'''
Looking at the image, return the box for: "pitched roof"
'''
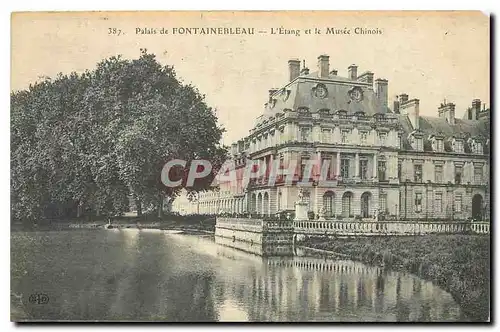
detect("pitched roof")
[419,116,489,138]
[397,113,490,152]
[262,71,388,119]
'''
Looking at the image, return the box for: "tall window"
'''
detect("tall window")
[474,166,483,184]
[378,160,387,181]
[342,193,353,217]
[300,156,310,181]
[379,194,387,214]
[341,129,350,144]
[398,135,403,149]
[455,165,463,184]
[360,159,368,179]
[435,165,443,183]
[322,128,332,143]
[454,140,464,153]
[341,158,350,178]
[300,127,311,142]
[379,132,387,146]
[323,192,334,217]
[434,192,443,213]
[435,139,444,152]
[360,131,368,144]
[398,162,402,180]
[455,194,463,213]
[278,127,285,145]
[415,193,422,213]
[322,158,332,180]
[414,164,423,183]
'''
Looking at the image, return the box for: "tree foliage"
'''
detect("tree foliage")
[11,50,227,222]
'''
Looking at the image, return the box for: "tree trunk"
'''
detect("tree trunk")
[136,199,142,217]
[77,201,82,218]
[157,193,163,219]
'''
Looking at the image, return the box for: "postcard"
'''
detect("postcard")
[11,11,490,322]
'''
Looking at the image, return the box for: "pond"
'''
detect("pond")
[11,229,464,322]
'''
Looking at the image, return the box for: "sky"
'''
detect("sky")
[11,11,490,144]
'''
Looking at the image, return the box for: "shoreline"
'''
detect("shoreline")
[11,221,215,235]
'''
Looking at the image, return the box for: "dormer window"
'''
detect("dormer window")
[454,139,464,153]
[336,110,348,119]
[470,139,483,154]
[435,139,444,152]
[298,107,311,117]
[360,131,368,144]
[451,137,464,153]
[415,138,423,151]
[300,126,311,142]
[341,129,351,143]
[409,131,424,151]
[318,108,331,117]
[476,142,483,154]
[321,128,332,143]
[374,113,387,122]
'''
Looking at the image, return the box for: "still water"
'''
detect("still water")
[11,229,463,322]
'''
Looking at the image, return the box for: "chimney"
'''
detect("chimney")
[268,89,278,102]
[357,71,374,84]
[348,64,358,80]
[393,97,400,114]
[472,99,481,120]
[400,98,420,129]
[330,69,338,76]
[288,59,301,81]
[317,55,330,78]
[438,102,456,125]
[374,78,389,109]
[399,93,409,104]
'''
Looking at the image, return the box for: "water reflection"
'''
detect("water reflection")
[215,236,294,256]
[11,231,463,322]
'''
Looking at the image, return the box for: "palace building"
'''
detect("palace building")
[172,55,490,222]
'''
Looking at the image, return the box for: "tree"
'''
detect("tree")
[11,50,227,222]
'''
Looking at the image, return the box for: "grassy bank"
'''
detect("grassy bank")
[302,235,490,322]
[11,214,217,233]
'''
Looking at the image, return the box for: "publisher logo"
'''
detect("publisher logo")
[28,293,49,305]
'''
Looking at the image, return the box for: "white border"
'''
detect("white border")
[2,1,497,331]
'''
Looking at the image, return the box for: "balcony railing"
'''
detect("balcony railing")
[293,220,490,236]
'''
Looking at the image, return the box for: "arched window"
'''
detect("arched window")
[323,191,335,217]
[360,192,372,218]
[342,192,353,217]
[263,192,270,216]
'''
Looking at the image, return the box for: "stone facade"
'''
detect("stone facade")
[174,54,490,222]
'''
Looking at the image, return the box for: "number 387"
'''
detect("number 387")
[108,28,122,36]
